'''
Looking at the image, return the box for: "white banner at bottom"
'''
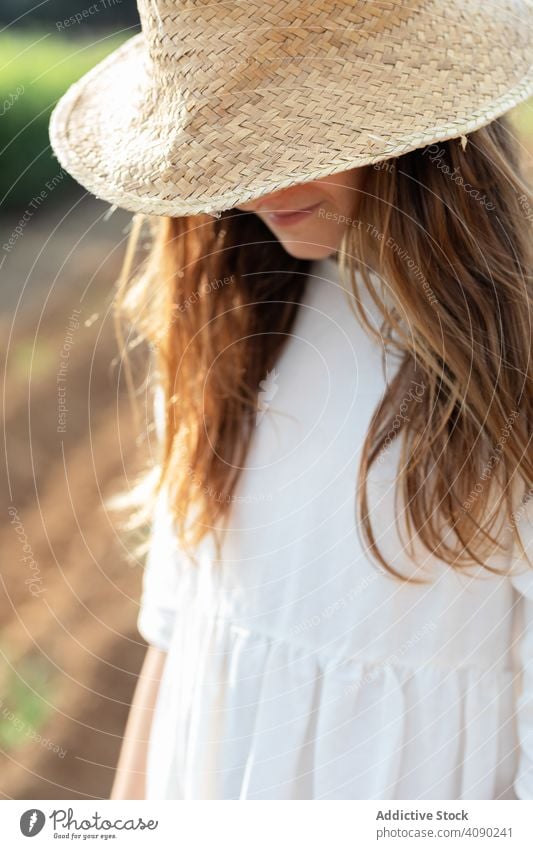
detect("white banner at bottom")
[1,800,531,848]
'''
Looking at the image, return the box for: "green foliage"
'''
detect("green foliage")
[0,30,129,210]
[512,100,533,141]
[0,656,54,751]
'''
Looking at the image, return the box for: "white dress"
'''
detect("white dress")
[137,255,533,800]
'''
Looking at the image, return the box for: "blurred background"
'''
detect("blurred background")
[1,1,147,800]
[1,0,532,800]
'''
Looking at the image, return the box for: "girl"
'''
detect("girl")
[49,0,533,799]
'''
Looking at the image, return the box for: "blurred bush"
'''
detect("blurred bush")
[512,101,533,143]
[0,31,130,211]
[0,0,139,27]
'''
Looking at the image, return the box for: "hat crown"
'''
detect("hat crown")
[138,0,427,36]
[136,0,429,94]
[50,0,533,217]
[138,1,427,59]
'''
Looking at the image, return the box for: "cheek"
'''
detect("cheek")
[315,215,346,242]
[268,210,346,251]
[324,187,357,217]
[316,173,362,216]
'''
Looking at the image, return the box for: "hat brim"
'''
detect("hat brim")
[50,14,533,218]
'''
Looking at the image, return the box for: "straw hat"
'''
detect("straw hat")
[49,0,533,218]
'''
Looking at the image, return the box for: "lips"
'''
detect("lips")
[263,200,322,227]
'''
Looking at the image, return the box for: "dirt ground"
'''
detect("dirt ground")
[1,196,153,798]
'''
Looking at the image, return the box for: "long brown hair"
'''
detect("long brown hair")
[114,114,533,580]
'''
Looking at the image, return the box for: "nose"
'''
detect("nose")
[239,194,275,213]
[238,199,260,212]
[239,187,293,213]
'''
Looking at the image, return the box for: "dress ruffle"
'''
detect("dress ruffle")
[145,604,519,800]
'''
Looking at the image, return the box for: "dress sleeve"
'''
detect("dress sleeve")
[136,382,181,652]
[509,485,533,799]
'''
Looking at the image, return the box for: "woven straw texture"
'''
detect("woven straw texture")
[49,0,533,216]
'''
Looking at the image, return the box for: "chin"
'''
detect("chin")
[279,243,338,261]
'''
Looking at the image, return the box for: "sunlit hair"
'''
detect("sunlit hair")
[114,115,532,580]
